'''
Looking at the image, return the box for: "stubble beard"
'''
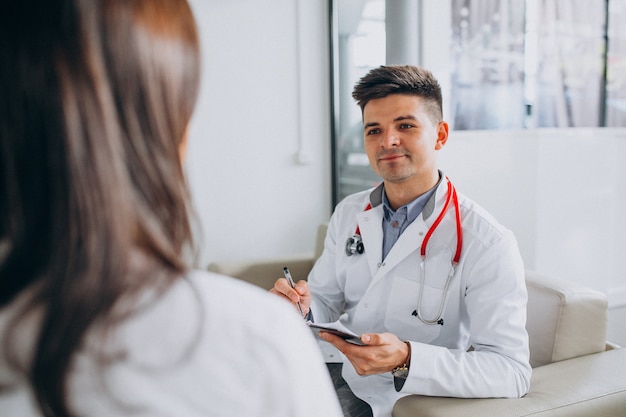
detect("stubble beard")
[376,155,415,184]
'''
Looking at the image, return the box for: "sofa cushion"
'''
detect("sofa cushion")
[525,270,608,367]
[393,347,626,417]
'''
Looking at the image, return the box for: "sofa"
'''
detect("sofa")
[208,224,626,416]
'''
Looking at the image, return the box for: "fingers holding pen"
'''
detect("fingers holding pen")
[269,278,311,314]
[270,277,300,303]
[294,280,311,305]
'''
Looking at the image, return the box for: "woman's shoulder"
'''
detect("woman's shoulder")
[186,269,278,305]
[113,269,322,367]
[185,270,301,325]
[71,270,342,417]
[116,270,306,350]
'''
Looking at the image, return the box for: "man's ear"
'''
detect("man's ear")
[435,121,449,150]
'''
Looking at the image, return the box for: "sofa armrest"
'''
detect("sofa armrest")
[393,347,626,417]
[525,270,608,367]
[207,254,315,290]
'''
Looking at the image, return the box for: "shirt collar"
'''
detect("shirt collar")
[380,171,443,223]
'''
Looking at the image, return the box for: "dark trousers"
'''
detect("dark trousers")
[326,363,373,417]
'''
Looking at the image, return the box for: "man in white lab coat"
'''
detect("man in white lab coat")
[271,65,531,417]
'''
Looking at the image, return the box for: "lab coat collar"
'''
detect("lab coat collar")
[421,170,445,220]
[359,174,450,282]
[368,170,444,220]
[369,182,384,207]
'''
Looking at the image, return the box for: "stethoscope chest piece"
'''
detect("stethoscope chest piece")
[345,234,365,256]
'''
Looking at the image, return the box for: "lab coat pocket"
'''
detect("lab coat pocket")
[384,276,442,344]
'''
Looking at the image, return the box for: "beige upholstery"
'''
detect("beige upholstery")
[525,270,608,367]
[206,224,327,290]
[393,347,626,417]
[207,254,314,291]
[207,224,625,416]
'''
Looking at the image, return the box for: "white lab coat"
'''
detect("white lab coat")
[309,177,531,417]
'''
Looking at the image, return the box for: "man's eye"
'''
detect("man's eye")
[399,123,414,129]
[366,129,380,135]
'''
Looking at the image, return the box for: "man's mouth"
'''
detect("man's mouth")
[378,152,406,162]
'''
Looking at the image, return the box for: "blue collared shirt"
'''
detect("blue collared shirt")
[381,183,439,260]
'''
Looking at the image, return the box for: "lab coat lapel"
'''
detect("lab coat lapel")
[356,206,384,281]
[371,179,450,279]
[381,217,427,271]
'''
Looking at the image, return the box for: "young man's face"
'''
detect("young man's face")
[362,94,448,188]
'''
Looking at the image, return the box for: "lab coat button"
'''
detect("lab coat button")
[364,303,369,308]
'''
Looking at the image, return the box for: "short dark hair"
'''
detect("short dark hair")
[352,65,443,123]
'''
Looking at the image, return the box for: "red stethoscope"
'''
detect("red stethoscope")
[345,177,463,325]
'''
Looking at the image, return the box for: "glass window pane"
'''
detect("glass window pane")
[450,0,526,130]
[533,0,606,127]
[334,0,384,203]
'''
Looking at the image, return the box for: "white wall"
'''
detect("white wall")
[185,0,332,267]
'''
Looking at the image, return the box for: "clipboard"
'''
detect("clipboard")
[307,321,365,345]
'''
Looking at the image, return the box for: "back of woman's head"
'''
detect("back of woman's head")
[0,0,201,414]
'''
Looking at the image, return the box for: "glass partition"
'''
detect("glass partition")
[450,0,526,130]
[330,0,385,204]
[607,0,626,126]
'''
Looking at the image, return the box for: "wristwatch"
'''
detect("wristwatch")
[391,363,409,379]
[391,341,411,379]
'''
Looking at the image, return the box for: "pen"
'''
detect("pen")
[283,266,305,317]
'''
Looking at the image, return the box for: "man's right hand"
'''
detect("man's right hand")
[269,278,311,317]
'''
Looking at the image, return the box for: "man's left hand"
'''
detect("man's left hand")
[319,331,409,376]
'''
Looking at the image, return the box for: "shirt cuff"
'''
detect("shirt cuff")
[304,308,314,322]
[394,376,407,392]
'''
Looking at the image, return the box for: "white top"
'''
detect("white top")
[309,178,531,417]
[0,270,342,417]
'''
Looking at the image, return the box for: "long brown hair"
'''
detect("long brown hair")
[0,0,201,415]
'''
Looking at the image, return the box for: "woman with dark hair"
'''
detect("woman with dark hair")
[0,1,342,416]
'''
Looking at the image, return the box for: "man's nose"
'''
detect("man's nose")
[380,129,400,148]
